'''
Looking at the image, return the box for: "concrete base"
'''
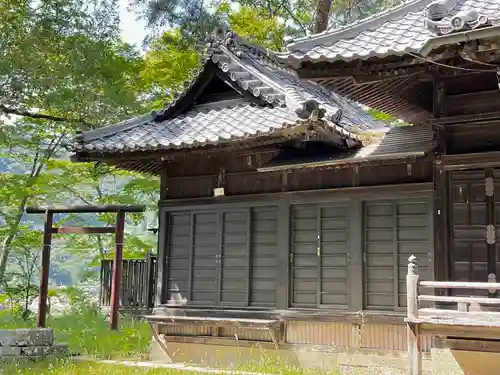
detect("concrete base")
[149,339,435,374]
[150,339,500,375]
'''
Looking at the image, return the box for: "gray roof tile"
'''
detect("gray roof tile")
[74,29,389,155]
[80,99,301,153]
[276,0,500,65]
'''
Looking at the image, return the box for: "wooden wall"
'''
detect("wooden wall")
[161,150,433,200]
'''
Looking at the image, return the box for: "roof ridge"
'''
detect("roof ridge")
[281,0,432,51]
[204,28,346,124]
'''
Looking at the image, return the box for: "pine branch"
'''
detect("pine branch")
[0,104,95,128]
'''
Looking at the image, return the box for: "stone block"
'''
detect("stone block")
[0,329,53,347]
[21,344,69,357]
[0,346,22,356]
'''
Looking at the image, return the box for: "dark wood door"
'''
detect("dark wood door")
[363,198,432,310]
[290,203,349,309]
[450,169,499,294]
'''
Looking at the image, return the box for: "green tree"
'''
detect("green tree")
[44,160,159,270]
[133,0,402,45]
[141,30,201,108]
[0,0,151,284]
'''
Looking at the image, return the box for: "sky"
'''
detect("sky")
[119,0,148,48]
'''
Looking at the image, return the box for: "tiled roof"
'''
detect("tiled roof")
[75,99,309,153]
[74,28,389,155]
[258,125,435,171]
[275,0,500,66]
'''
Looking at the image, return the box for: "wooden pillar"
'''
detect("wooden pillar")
[160,164,168,201]
[156,164,169,307]
[348,199,363,311]
[407,255,422,375]
[434,162,449,285]
[485,168,497,296]
[407,323,422,375]
[276,201,290,309]
[433,76,449,291]
[37,210,53,328]
[145,250,155,309]
[110,211,125,330]
[155,209,168,307]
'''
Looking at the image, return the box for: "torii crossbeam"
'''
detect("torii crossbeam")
[25,205,146,330]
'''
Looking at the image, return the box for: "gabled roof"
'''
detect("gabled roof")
[275,0,500,66]
[73,28,389,156]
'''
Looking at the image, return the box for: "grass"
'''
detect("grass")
[0,308,389,375]
[0,309,320,374]
[0,308,151,360]
[0,360,188,374]
[0,359,340,375]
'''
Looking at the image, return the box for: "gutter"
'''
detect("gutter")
[418,24,500,57]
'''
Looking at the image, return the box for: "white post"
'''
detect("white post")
[407,255,419,320]
[407,255,422,375]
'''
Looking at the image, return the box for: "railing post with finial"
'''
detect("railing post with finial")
[407,255,419,320]
[407,255,422,375]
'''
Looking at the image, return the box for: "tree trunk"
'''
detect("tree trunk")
[314,0,332,33]
[0,198,28,284]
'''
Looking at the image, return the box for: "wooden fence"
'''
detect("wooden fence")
[100,252,157,311]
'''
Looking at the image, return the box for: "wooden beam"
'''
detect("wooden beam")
[37,211,53,328]
[159,182,434,208]
[110,211,125,330]
[440,151,500,170]
[26,205,145,214]
[152,306,407,325]
[422,111,500,126]
[434,337,500,353]
[51,227,116,234]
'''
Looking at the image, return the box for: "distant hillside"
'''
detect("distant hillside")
[0,154,158,287]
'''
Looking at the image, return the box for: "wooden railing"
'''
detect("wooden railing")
[100,252,157,311]
[406,254,500,320]
[406,255,500,375]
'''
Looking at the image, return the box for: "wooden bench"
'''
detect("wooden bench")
[145,314,282,349]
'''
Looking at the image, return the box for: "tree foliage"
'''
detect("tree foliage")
[0,0,403,301]
[0,0,156,286]
[133,0,402,46]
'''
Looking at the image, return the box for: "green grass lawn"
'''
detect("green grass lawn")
[0,309,339,375]
[1,360,188,374]
[0,308,151,360]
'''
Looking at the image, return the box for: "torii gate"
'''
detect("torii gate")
[25,205,145,330]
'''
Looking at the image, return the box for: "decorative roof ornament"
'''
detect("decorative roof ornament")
[424,0,492,36]
[424,0,458,21]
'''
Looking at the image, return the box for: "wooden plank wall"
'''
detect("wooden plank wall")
[100,255,157,310]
